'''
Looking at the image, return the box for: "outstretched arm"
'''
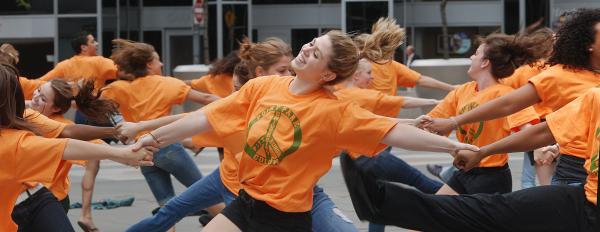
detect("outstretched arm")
[382,122,479,154]
[60,124,116,141]
[401,96,440,108]
[186,89,220,105]
[116,114,187,142]
[133,110,213,150]
[63,139,155,167]
[416,75,456,92]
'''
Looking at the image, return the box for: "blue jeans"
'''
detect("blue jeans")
[128,169,358,232]
[521,151,537,189]
[140,143,203,205]
[354,147,443,232]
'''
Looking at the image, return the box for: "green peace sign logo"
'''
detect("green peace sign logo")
[244,105,302,165]
[457,102,484,144]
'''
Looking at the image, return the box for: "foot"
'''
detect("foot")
[426,164,443,181]
[77,218,99,232]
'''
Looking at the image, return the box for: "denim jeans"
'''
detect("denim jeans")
[140,143,203,205]
[521,151,537,189]
[12,187,75,232]
[551,154,587,186]
[128,169,359,232]
[354,147,443,232]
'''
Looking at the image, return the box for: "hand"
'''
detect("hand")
[423,117,457,135]
[450,141,480,156]
[132,134,159,152]
[114,145,158,167]
[415,115,433,129]
[453,149,484,171]
[115,122,141,144]
[534,145,560,165]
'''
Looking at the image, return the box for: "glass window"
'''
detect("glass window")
[0,39,54,78]
[143,0,192,6]
[346,1,388,33]
[208,4,249,60]
[0,0,53,15]
[291,29,319,56]
[253,0,317,4]
[59,0,97,14]
[416,26,499,59]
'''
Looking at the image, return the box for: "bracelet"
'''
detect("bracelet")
[148,132,160,144]
[449,117,459,128]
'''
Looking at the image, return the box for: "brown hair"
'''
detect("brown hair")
[49,80,118,124]
[324,30,361,85]
[352,33,370,51]
[208,50,241,76]
[233,61,252,88]
[239,37,292,78]
[0,64,31,131]
[110,39,156,80]
[481,32,549,79]
[362,17,406,64]
[0,43,19,65]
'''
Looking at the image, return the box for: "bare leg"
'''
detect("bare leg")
[202,214,241,232]
[78,160,100,231]
[435,184,459,195]
[206,203,226,216]
[535,162,556,186]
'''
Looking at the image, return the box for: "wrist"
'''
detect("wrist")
[449,116,460,127]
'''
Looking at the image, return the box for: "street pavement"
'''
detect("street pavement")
[67,147,528,232]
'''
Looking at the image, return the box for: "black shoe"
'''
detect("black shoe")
[426,164,444,181]
[198,213,213,227]
[339,153,384,222]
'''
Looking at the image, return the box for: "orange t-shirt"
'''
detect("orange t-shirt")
[0,129,67,231]
[39,55,117,90]
[19,77,45,100]
[101,75,191,123]
[23,109,66,138]
[501,63,552,117]
[368,60,421,96]
[546,88,600,205]
[334,87,404,118]
[190,74,234,98]
[191,130,245,195]
[428,82,539,167]
[529,64,600,158]
[203,75,399,212]
[43,114,103,200]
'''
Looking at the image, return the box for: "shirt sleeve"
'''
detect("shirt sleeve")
[203,78,261,138]
[190,75,210,93]
[335,102,399,156]
[39,62,65,81]
[427,88,458,119]
[24,110,67,138]
[19,77,45,100]
[394,61,421,88]
[546,91,592,151]
[528,73,557,112]
[164,77,192,105]
[15,134,67,183]
[506,106,540,131]
[374,93,404,117]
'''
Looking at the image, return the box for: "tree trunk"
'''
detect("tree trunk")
[440,0,449,59]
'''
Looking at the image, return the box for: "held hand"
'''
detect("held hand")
[453,149,484,171]
[423,117,456,135]
[115,122,141,144]
[115,145,156,167]
[132,134,159,152]
[534,145,560,165]
[415,115,433,129]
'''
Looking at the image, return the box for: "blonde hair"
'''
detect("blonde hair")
[324,30,361,85]
[353,33,370,51]
[239,37,292,78]
[362,17,406,64]
[0,44,19,65]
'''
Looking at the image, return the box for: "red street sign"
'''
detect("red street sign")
[194,0,204,25]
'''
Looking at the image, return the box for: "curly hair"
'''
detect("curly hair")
[547,8,600,71]
[208,50,241,76]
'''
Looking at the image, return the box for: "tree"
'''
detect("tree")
[440,0,449,59]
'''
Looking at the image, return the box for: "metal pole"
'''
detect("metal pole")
[341,0,346,32]
[53,0,58,64]
[126,0,130,39]
[116,0,121,39]
[519,0,525,29]
[248,0,252,42]
[139,0,144,42]
[217,0,223,58]
[97,0,103,55]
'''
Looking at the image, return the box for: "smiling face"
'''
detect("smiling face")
[31,82,60,116]
[291,35,335,84]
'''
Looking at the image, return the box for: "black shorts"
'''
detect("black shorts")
[221,190,311,232]
[447,164,511,194]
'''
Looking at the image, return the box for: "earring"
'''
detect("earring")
[589,48,593,52]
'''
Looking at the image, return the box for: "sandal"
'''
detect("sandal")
[77,221,99,232]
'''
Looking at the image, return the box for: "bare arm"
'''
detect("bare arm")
[116,114,187,142]
[186,89,220,105]
[382,123,479,154]
[133,110,213,150]
[401,96,440,108]
[416,75,456,92]
[183,80,193,86]
[63,139,154,167]
[60,124,116,141]
[425,84,542,135]
[454,122,555,170]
